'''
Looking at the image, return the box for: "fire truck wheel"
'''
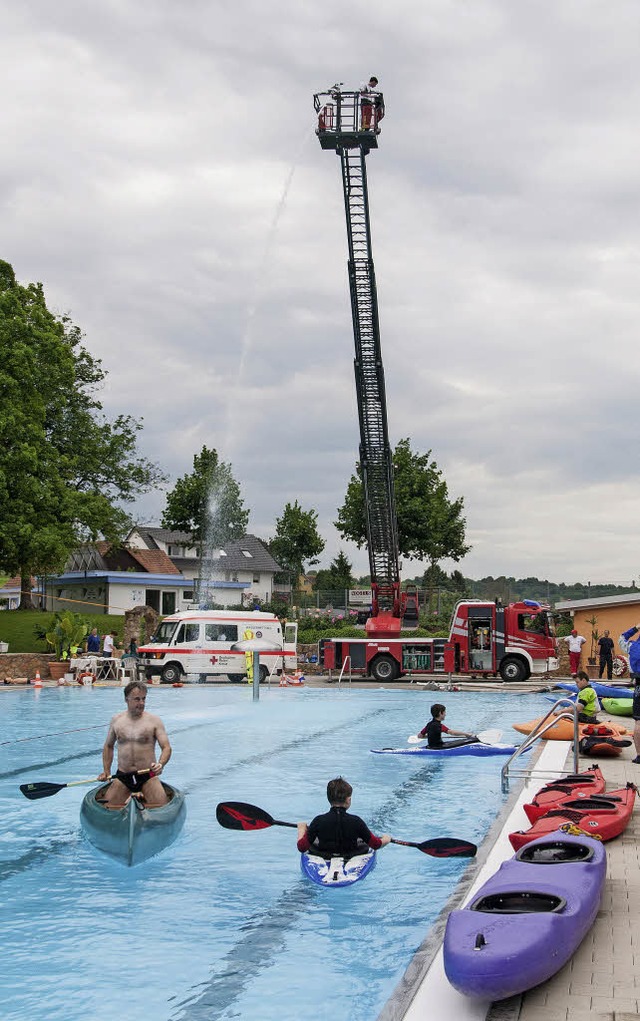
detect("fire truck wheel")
[371,655,398,682]
[161,663,183,684]
[499,657,528,683]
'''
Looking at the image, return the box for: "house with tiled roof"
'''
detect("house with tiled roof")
[126,527,283,608]
[0,576,44,610]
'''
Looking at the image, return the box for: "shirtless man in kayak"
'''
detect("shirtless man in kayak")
[98,680,171,806]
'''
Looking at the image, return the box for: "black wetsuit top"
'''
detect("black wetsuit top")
[297,807,381,859]
[420,719,448,748]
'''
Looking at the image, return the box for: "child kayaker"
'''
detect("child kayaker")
[575,670,600,723]
[417,703,476,748]
[296,777,390,860]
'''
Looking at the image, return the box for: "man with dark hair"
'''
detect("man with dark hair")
[360,76,382,131]
[98,680,171,806]
[296,776,390,860]
[597,629,614,680]
[417,703,475,748]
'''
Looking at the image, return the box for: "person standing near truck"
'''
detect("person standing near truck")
[597,630,615,680]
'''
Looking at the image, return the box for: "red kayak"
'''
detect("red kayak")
[510,783,637,851]
[524,767,605,824]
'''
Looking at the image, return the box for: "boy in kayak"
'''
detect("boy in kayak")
[418,704,476,748]
[575,670,600,723]
[296,777,390,860]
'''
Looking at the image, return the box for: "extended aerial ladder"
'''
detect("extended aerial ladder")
[313,85,419,638]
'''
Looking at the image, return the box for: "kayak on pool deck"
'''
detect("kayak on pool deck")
[509,783,637,850]
[371,742,517,757]
[443,829,606,1001]
[300,850,376,887]
[601,697,633,717]
[523,766,606,824]
[555,680,634,701]
[513,717,632,741]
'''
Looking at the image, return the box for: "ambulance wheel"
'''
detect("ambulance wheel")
[371,655,398,682]
[161,663,183,684]
[228,673,245,683]
[499,657,528,683]
[259,665,269,684]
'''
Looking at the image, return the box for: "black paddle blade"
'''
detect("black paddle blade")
[419,837,477,858]
[19,781,66,801]
[216,801,274,830]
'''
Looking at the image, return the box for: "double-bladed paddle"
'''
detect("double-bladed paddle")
[407,728,503,745]
[216,801,477,858]
[19,769,152,801]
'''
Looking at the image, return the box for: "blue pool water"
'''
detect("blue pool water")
[0,685,545,1021]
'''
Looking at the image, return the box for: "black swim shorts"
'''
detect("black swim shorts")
[114,769,149,792]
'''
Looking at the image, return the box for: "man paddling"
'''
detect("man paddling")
[98,680,171,806]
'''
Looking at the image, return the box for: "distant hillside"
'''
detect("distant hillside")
[393,571,638,605]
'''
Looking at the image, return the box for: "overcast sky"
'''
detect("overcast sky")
[3,1,640,585]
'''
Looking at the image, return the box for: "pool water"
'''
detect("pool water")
[0,685,544,1021]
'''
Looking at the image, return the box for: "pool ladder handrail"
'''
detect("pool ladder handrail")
[501,697,580,793]
[337,656,352,686]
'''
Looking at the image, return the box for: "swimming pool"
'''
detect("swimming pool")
[1,685,544,1021]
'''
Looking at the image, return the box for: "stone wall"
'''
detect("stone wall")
[1,653,57,681]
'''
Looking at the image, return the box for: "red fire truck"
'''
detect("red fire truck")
[320,598,558,683]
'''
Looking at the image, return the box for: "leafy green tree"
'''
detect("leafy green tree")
[312,551,355,592]
[269,500,325,583]
[161,446,249,546]
[335,438,470,569]
[0,261,164,608]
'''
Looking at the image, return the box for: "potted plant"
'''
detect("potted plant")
[45,611,89,680]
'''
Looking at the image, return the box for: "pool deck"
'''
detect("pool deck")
[381,716,640,1021]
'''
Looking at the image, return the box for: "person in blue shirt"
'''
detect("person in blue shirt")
[86,628,101,654]
[620,625,640,763]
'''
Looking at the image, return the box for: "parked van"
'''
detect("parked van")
[137,610,298,684]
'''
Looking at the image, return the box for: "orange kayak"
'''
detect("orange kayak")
[513,717,632,741]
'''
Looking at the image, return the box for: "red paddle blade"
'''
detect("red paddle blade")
[216,801,273,830]
[419,837,477,858]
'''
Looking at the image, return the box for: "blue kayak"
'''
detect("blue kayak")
[371,742,517,757]
[300,850,376,887]
[555,680,633,700]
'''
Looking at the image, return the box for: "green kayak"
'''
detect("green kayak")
[80,781,186,866]
[602,697,633,717]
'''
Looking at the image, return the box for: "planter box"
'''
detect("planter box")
[0,642,8,653]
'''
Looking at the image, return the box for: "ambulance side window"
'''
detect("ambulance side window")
[205,624,238,642]
[175,623,200,644]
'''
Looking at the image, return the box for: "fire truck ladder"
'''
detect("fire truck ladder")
[313,88,406,632]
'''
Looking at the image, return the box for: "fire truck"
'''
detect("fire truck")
[320,598,558,682]
[312,88,557,682]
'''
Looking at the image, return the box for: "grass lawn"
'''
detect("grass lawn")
[0,611,125,654]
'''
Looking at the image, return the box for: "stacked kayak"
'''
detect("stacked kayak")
[602,697,633,717]
[523,767,605,824]
[513,716,631,741]
[371,743,517,757]
[578,724,633,757]
[300,850,376,887]
[80,782,187,866]
[555,680,633,700]
[443,829,606,1000]
[509,783,636,851]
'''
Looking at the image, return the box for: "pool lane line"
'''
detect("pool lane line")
[0,705,392,784]
[0,724,106,747]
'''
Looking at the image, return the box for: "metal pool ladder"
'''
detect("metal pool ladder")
[501,697,580,793]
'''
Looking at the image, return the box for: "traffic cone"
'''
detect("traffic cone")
[33,670,43,688]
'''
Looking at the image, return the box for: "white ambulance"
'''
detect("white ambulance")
[137,610,298,684]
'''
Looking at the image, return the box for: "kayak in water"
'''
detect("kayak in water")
[300,850,376,887]
[371,742,517,757]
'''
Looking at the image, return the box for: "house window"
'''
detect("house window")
[161,591,176,615]
[219,550,227,557]
[241,550,253,558]
[253,574,260,584]
[182,590,194,601]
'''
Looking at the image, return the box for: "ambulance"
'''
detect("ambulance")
[137,610,298,684]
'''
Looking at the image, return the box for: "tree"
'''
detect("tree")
[335,438,470,570]
[269,500,325,584]
[312,551,355,592]
[161,446,249,547]
[0,261,165,608]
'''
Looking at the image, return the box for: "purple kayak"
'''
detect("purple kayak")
[443,829,606,1000]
